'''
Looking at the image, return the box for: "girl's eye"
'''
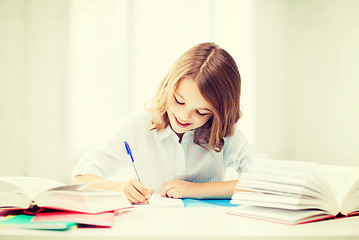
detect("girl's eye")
[175,97,184,105]
[196,110,208,116]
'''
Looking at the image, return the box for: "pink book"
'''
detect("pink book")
[32,211,117,227]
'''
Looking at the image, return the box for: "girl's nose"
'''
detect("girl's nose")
[179,109,192,121]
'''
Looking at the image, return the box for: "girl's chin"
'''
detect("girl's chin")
[174,129,187,135]
[171,125,187,134]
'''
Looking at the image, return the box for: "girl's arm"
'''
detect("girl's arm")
[72,174,154,203]
[72,174,124,192]
[160,180,238,199]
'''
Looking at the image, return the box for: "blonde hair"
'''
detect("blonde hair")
[146,42,241,152]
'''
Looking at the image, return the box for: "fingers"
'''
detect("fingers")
[127,187,146,204]
[165,188,182,199]
[160,180,194,199]
[160,180,183,198]
[145,187,154,199]
[124,178,153,204]
[160,181,175,197]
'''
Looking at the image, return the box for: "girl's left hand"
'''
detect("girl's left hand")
[160,180,198,199]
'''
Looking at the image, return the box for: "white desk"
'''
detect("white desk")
[1,207,359,240]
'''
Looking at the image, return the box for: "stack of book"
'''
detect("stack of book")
[0,176,132,230]
[229,159,359,225]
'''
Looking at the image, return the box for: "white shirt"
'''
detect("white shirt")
[72,111,258,193]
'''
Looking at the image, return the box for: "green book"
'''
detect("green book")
[0,215,76,231]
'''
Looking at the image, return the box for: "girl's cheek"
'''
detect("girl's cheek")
[168,105,176,113]
[196,117,206,126]
[200,116,211,125]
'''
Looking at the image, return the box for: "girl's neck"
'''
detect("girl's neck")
[169,124,184,143]
[176,133,184,143]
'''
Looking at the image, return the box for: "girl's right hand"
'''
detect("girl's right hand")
[122,178,153,204]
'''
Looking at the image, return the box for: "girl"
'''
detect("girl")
[72,42,258,204]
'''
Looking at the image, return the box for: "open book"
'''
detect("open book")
[229,159,359,225]
[0,176,131,214]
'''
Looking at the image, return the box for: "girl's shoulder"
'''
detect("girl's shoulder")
[223,124,249,145]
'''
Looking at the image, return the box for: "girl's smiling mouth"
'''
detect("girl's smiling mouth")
[174,115,192,128]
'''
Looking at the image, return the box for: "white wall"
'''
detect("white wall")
[252,0,288,159]
[285,0,359,166]
[0,0,69,180]
[1,0,358,183]
[67,0,130,178]
[0,0,26,176]
[253,0,359,166]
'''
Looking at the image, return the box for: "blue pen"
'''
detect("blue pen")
[124,141,149,204]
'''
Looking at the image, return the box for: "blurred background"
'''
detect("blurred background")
[1,0,358,183]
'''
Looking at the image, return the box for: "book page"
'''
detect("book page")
[342,189,359,214]
[249,159,326,194]
[134,194,184,208]
[229,205,332,225]
[47,184,88,191]
[34,188,130,213]
[317,164,359,213]
[0,177,64,200]
[237,161,328,203]
[235,159,336,214]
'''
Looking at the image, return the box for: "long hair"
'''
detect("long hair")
[146,42,241,152]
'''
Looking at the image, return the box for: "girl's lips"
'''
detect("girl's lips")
[174,115,191,128]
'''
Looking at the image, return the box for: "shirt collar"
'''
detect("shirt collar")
[158,125,175,141]
[158,125,195,143]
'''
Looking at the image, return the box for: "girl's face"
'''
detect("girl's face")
[167,78,213,137]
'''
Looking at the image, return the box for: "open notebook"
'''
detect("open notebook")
[134,194,184,208]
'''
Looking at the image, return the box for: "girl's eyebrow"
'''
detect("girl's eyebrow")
[198,107,212,112]
[176,93,212,112]
[175,93,184,99]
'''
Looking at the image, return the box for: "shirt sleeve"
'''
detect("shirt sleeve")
[223,126,270,174]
